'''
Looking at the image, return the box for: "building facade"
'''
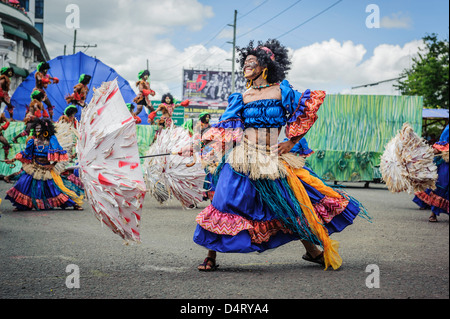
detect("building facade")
[0,0,49,91]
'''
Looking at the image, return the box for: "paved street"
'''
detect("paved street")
[0,181,448,302]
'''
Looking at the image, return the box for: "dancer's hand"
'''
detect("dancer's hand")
[178,145,194,157]
[275,140,295,155]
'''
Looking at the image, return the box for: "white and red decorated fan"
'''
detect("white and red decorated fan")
[143,124,206,209]
[77,79,146,242]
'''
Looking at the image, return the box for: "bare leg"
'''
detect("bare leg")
[0,136,11,159]
[135,104,144,116]
[301,240,322,258]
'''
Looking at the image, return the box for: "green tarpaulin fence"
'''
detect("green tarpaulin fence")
[1,94,423,182]
[304,94,423,182]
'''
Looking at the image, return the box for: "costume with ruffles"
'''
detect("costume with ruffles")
[193,80,369,270]
[5,135,83,210]
[413,125,449,215]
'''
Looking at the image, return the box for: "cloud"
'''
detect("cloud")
[380,12,413,29]
[43,0,216,99]
[287,39,426,94]
[42,1,424,98]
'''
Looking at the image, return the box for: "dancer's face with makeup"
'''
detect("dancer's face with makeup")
[243,55,263,80]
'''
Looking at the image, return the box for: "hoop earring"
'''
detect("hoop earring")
[246,79,253,89]
[262,68,268,80]
[43,131,49,138]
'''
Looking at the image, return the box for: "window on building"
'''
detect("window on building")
[35,22,43,34]
[35,0,44,19]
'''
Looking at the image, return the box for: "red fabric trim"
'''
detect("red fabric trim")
[286,90,326,138]
[1,121,10,130]
[6,187,71,210]
[48,152,69,162]
[201,126,243,144]
[433,143,449,152]
[415,191,449,213]
[313,196,349,223]
[196,205,293,244]
[15,153,32,164]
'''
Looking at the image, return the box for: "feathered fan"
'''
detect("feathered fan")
[380,123,438,194]
[77,79,146,242]
[143,125,206,208]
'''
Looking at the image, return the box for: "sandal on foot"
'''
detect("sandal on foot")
[429,215,438,222]
[73,205,84,211]
[302,252,325,266]
[198,257,218,272]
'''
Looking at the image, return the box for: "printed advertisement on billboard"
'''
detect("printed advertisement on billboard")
[182,69,246,123]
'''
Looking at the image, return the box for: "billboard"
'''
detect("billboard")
[182,69,246,123]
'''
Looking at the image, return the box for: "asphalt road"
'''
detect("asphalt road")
[0,181,448,303]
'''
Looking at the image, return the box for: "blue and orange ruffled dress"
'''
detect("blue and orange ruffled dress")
[193,80,369,270]
[5,135,83,211]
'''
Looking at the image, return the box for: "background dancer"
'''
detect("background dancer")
[133,70,155,117]
[0,67,16,120]
[57,105,79,129]
[0,112,11,159]
[150,93,189,129]
[190,39,369,271]
[34,62,59,120]
[4,118,83,211]
[12,90,46,144]
[413,124,449,222]
[65,74,91,107]
[195,112,211,133]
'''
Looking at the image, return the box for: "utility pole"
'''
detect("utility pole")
[73,29,97,54]
[226,10,237,92]
[73,29,77,54]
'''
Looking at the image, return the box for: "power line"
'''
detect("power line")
[237,0,269,21]
[152,0,269,73]
[237,0,303,40]
[276,0,343,39]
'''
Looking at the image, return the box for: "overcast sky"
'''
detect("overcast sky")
[42,0,449,99]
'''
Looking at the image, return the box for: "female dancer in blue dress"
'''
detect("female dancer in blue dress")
[4,118,83,211]
[191,39,369,271]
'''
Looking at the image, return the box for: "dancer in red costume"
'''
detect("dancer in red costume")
[133,70,155,118]
[150,93,189,129]
[65,74,91,108]
[34,62,59,120]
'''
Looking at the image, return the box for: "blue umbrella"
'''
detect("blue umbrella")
[10,52,149,124]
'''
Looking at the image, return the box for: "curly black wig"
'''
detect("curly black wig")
[236,39,291,84]
[64,105,78,117]
[30,118,56,138]
[79,74,92,85]
[161,93,174,104]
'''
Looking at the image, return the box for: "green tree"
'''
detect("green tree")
[395,33,449,109]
